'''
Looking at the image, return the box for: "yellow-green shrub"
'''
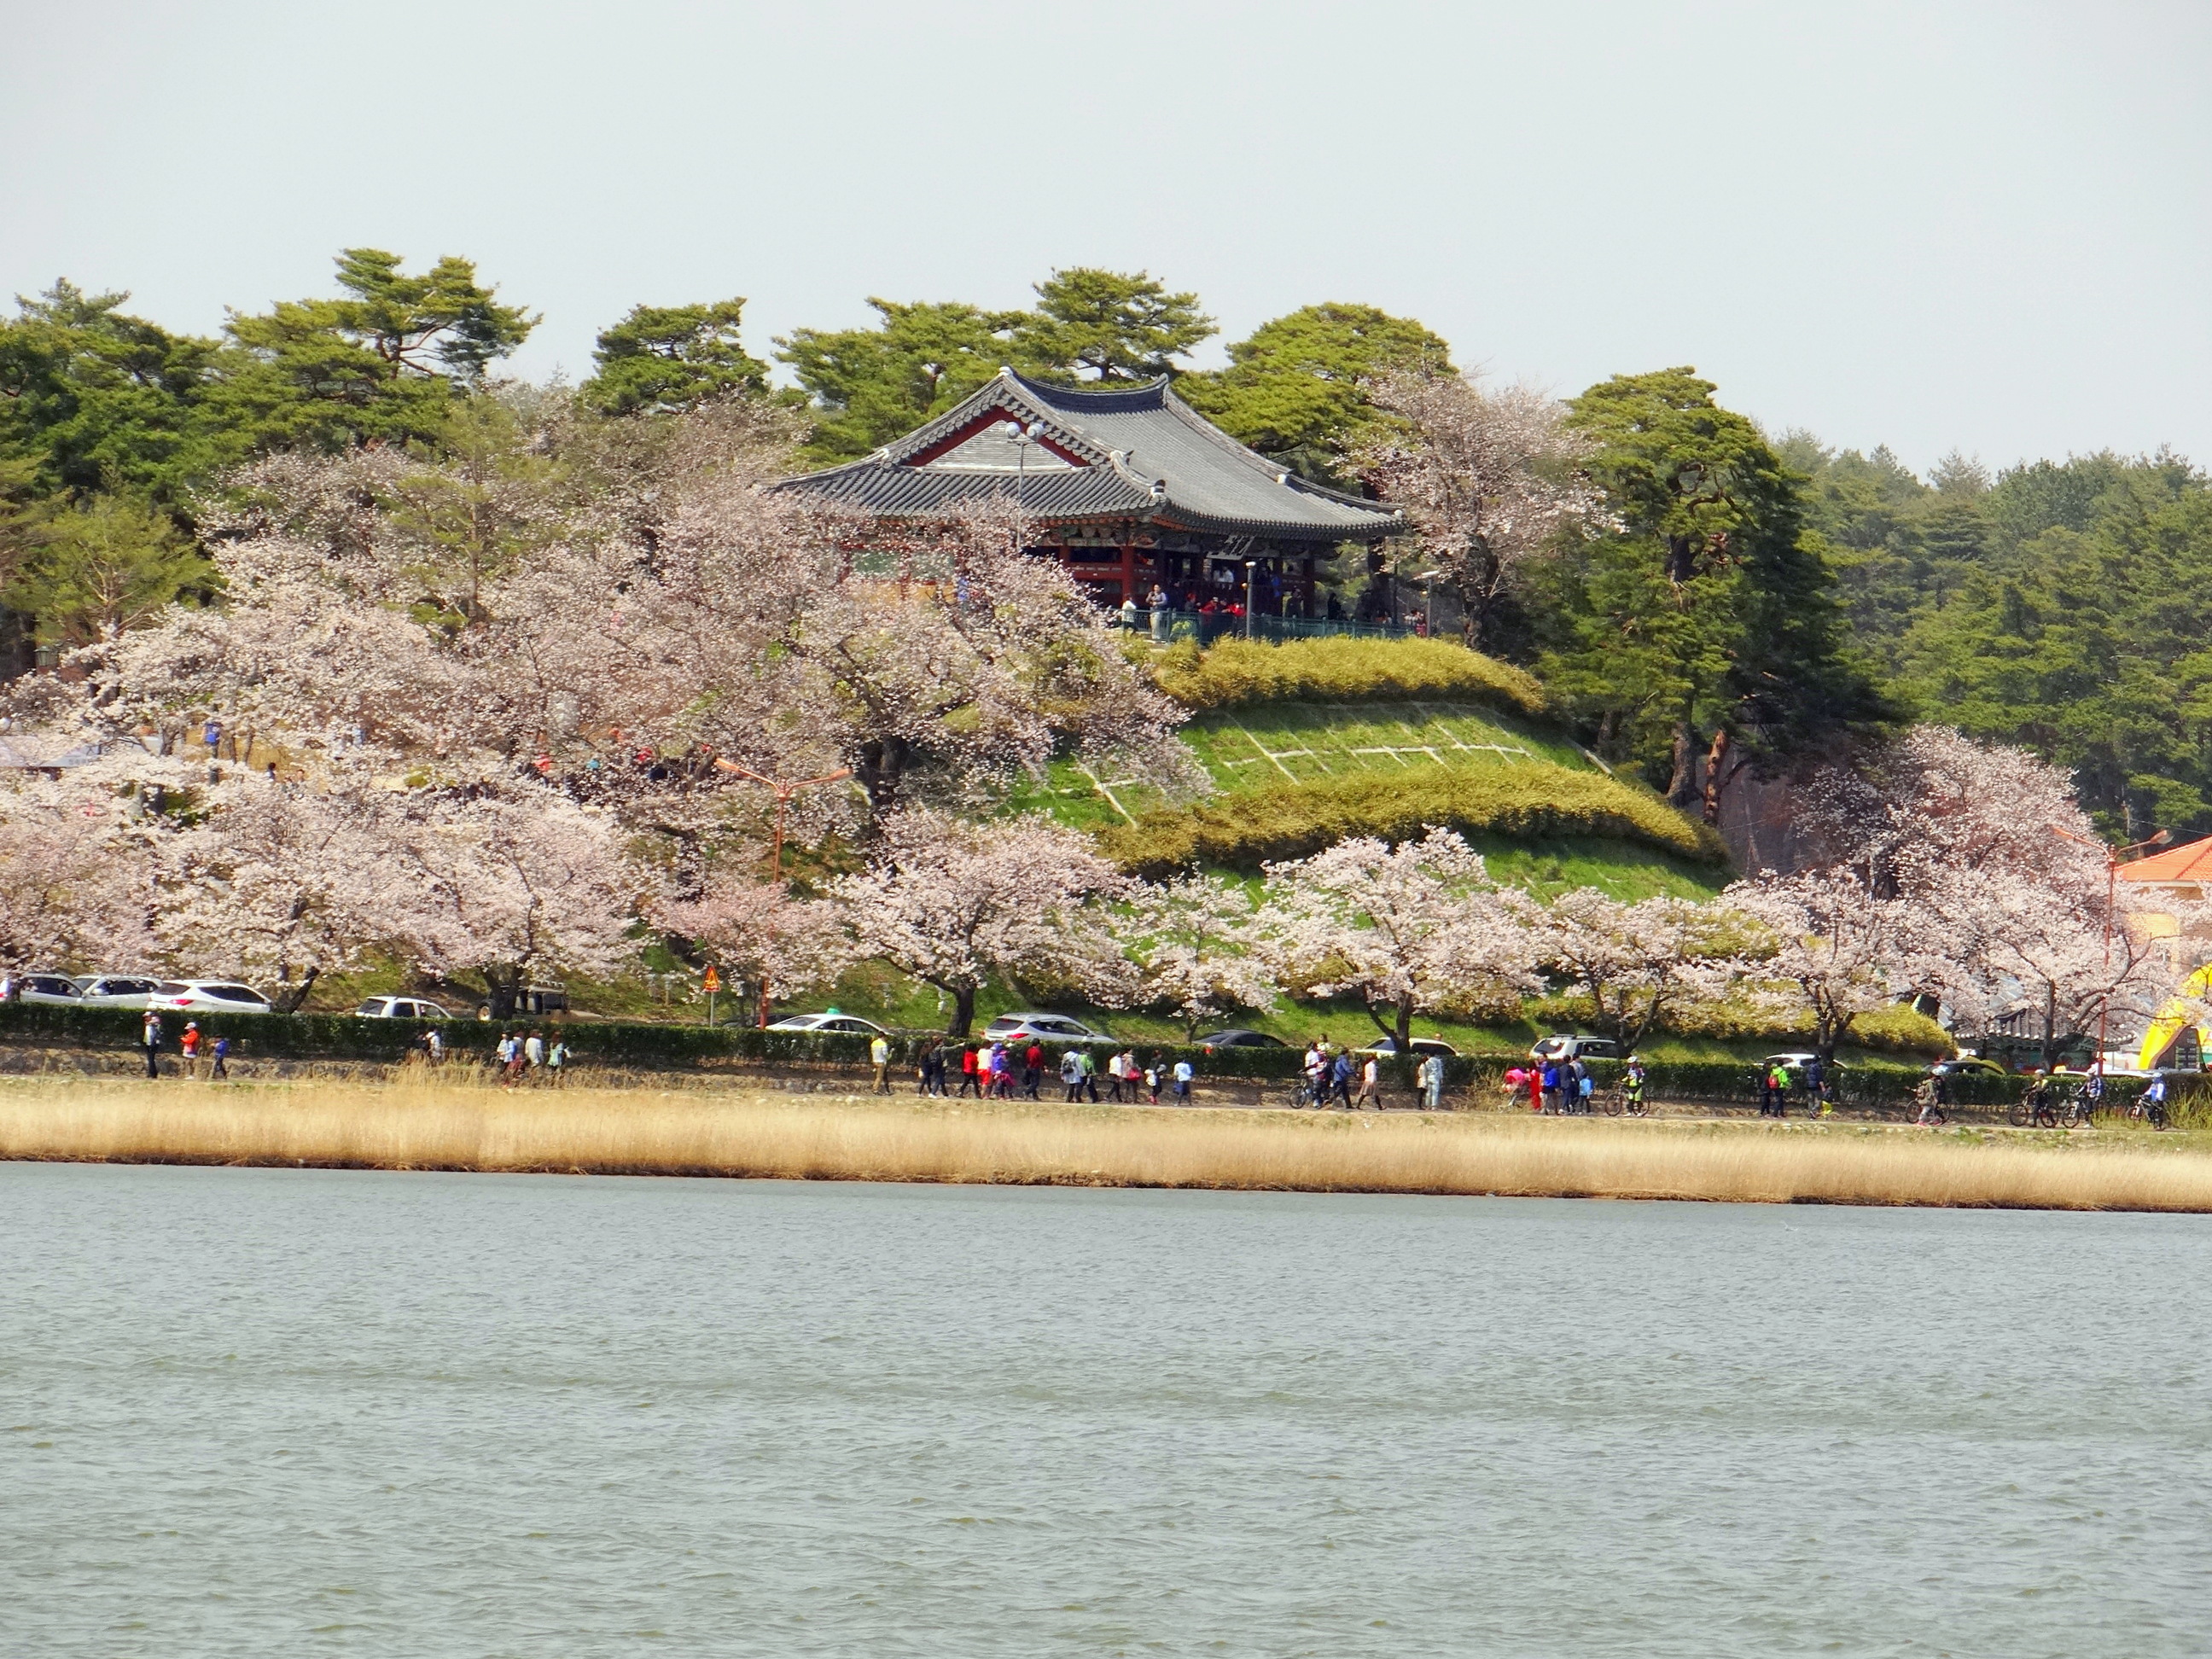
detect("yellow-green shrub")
[1150,636,1545,716]
[1097,763,1726,875]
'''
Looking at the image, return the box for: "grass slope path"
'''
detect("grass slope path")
[1091,636,1726,877]
[1101,764,1726,876]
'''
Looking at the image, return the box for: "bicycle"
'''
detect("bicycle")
[1277,1074,1330,1110]
[2060,1085,2100,1129]
[2009,1089,2060,1129]
[1600,1085,1650,1117]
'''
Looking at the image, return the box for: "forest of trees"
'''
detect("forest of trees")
[4,247,2207,839]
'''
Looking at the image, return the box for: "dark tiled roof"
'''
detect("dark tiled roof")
[772,370,1402,543]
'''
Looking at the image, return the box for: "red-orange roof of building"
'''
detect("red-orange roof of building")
[2116,835,2212,883]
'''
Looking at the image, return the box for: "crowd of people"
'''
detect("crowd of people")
[900,1039,1198,1105]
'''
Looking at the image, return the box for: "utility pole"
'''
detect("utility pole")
[2051,824,2170,1070]
[715,760,853,1027]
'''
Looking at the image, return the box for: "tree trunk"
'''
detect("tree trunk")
[273,967,318,1015]
[1701,726,1749,826]
[945,984,976,1039]
[1666,722,1701,808]
[1395,993,1414,1055]
[484,963,522,1020]
[854,735,911,817]
[1665,533,1698,584]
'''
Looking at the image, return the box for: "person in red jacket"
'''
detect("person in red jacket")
[958,1045,981,1098]
[1022,1041,1045,1099]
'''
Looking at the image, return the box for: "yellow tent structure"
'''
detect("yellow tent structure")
[2135,963,2212,1070]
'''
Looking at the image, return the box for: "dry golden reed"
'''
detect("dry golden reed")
[4,1076,2212,1213]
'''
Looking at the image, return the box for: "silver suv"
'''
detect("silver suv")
[356,996,454,1020]
[981,1012,1117,1046]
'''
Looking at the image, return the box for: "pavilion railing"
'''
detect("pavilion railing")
[1121,611,1418,646]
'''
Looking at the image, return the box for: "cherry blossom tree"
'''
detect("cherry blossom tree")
[1256,827,1540,1052]
[1109,872,1277,1039]
[391,789,651,1018]
[658,872,856,1016]
[1920,865,2180,1070]
[1534,888,1749,1051]
[1357,370,1610,645]
[829,807,1130,1037]
[0,773,155,972]
[1723,870,1936,1062]
[151,782,434,1011]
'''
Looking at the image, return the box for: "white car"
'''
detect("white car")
[765,1010,890,1038]
[981,1011,1117,1046]
[149,981,274,1015]
[1359,1036,1460,1060]
[12,972,85,1006]
[77,975,166,1009]
[1529,1034,1620,1062]
[355,996,454,1021]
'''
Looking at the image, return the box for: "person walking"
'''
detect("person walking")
[1022,1040,1045,1100]
[1120,594,1138,632]
[141,1010,163,1080]
[546,1036,568,1086]
[1331,1048,1355,1109]
[870,1033,892,1095]
[1104,1049,1129,1103]
[989,1041,1012,1098]
[1060,1046,1085,1101]
[1172,1056,1195,1103]
[426,1027,445,1065]
[1144,1058,1161,1106]
[1421,1051,1447,1112]
[1540,1058,1563,1115]
[524,1030,545,1078]
[1077,1045,1099,1102]
[1148,583,1170,643]
[1356,1053,1382,1111]
[958,1044,981,1097]
[180,1021,202,1080]
[208,1033,230,1081]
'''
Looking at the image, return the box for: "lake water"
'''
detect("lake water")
[3,1163,2206,1657]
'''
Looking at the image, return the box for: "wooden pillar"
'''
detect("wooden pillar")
[1121,539,1136,603]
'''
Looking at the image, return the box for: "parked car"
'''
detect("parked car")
[1931,1057,2007,1079]
[1196,1028,1287,1052]
[981,1011,1117,1046]
[765,1010,891,1038]
[1764,1051,1824,1071]
[1528,1034,1620,1063]
[1359,1035,1459,1060]
[76,975,166,1008]
[149,981,274,1015]
[13,972,84,1005]
[355,996,454,1021]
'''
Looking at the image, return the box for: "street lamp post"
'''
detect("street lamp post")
[2050,823,2171,1070]
[715,760,854,1026]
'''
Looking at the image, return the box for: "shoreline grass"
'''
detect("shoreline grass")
[3,1078,2211,1213]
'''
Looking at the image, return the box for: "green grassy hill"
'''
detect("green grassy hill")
[1022,638,1731,902]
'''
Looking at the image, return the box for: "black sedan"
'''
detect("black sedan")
[1196,1029,1288,1053]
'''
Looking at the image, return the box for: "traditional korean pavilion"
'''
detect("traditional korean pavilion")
[772,367,1403,612]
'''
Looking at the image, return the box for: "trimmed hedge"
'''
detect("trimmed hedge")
[9,1004,2188,1116]
[1097,763,1727,876]
[0,1002,892,1068]
[1149,636,1546,717]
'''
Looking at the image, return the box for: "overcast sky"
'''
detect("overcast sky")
[3,1,2206,474]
